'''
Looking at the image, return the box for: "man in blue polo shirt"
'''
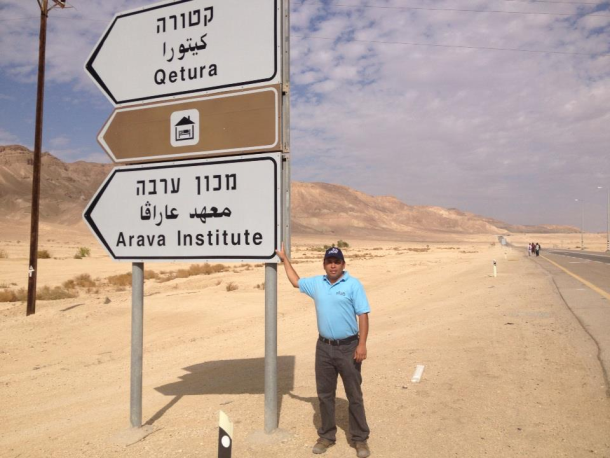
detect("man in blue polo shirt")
[276,244,371,458]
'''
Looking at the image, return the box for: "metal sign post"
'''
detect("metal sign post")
[263,0,289,433]
[264,264,278,432]
[84,0,288,436]
[130,262,144,428]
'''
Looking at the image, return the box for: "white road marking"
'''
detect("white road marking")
[411,365,425,383]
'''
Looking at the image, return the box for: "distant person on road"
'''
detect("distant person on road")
[528,243,532,256]
[276,244,371,458]
[535,243,541,256]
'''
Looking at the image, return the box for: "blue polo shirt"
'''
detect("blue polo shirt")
[298,271,370,340]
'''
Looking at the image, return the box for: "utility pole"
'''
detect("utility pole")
[597,186,610,252]
[27,0,66,316]
[574,198,584,251]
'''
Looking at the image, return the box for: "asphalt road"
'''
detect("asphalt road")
[546,249,610,265]
[528,248,610,396]
[543,249,610,295]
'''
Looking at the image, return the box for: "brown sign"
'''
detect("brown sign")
[98,85,281,163]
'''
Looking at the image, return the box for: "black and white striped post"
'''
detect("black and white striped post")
[218,411,233,458]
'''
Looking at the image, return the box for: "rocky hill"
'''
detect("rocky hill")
[0,145,579,236]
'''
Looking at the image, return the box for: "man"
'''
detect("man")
[276,244,371,458]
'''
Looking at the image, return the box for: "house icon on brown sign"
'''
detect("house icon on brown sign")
[174,116,196,141]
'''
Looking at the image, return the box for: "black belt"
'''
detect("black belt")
[319,334,359,346]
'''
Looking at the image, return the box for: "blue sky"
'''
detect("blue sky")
[0,0,609,230]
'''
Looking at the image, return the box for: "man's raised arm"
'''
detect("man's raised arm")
[275,243,300,288]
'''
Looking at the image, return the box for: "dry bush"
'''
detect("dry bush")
[215,280,222,286]
[254,283,265,290]
[0,249,8,259]
[144,270,158,280]
[405,248,430,253]
[337,240,350,248]
[351,253,371,259]
[1,286,78,302]
[179,263,226,278]
[38,250,51,259]
[63,274,97,289]
[226,282,238,292]
[157,263,227,282]
[107,273,132,287]
[75,247,91,259]
[309,246,326,252]
[37,286,78,300]
[0,289,20,302]
[372,247,383,251]
[254,263,264,267]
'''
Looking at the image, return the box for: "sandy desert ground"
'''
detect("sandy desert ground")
[1,223,609,457]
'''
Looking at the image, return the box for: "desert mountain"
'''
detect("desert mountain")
[0,145,578,237]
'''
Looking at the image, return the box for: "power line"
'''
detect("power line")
[297,0,610,17]
[293,33,610,57]
[421,0,608,6]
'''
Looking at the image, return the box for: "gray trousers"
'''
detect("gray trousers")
[315,338,370,443]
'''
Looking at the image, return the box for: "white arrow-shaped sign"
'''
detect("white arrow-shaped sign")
[85,0,280,106]
[83,154,281,262]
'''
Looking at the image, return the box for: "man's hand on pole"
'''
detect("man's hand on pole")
[276,242,300,288]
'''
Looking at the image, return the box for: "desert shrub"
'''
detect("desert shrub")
[0,289,19,302]
[254,283,265,290]
[37,286,78,300]
[337,240,350,248]
[63,274,97,289]
[215,280,222,286]
[156,263,227,282]
[177,263,227,278]
[74,247,91,259]
[38,250,51,259]
[107,273,132,287]
[1,286,77,302]
[405,247,430,253]
[0,249,8,259]
[226,282,238,292]
[144,270,158,280]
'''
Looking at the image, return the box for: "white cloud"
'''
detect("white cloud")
[49,135,71,148]
[0,0,608,228]
[0,127,19,145]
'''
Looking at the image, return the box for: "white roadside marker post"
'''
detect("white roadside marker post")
[493,260,497,278]
[218,411,234,458]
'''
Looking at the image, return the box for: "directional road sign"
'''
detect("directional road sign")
[98,86,281,164]
[83,154,281,261]
[86,0,281,105]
